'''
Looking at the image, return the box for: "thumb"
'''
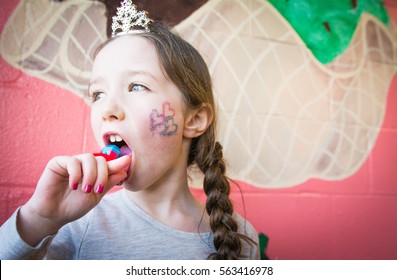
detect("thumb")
[107,154,133,175]
[105,153,134,189]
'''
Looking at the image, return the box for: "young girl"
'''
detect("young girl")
[0,1,259,260]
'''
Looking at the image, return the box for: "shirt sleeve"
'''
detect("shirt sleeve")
[250,230,261,259]
[0,208,56,259]
[234,213,261,260]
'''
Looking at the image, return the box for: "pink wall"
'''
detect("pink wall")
[1,0,396,260]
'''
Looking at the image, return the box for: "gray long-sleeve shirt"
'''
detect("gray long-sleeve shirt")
[0,190,260,259]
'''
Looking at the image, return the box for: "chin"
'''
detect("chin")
[120,181,143,192]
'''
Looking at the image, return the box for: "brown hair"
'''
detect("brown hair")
[99,22,254,259]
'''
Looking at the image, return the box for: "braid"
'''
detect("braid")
[205,143,242,259]
[192,134,244,259]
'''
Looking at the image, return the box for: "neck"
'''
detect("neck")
[124,138,210,232]
[125,177,210,233]
[127,174,190,207]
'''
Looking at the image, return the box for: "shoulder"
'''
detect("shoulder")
[234,212,258,238]
[233,212,261,259]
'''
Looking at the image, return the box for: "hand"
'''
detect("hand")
[17,153,133,246]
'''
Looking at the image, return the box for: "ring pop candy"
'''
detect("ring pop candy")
[93,145,122,161]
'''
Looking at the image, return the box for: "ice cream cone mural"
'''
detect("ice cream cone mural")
[175,0,397,188]
[1,0,396,188]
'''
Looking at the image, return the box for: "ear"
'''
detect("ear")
[183,104,213,139]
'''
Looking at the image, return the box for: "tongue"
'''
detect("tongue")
[120,145,132,156]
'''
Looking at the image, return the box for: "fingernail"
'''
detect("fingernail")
[84,184,92,193]
[95,184,104,194]
[72,183,79,190]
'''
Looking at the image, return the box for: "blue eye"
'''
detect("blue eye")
[90,91,105,102]
[128,83,147,92]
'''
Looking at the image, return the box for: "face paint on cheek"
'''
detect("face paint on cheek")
[150,102,179,136]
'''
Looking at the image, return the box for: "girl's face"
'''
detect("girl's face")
[89,35,190,191]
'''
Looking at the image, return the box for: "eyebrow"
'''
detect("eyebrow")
[89,70,158,86]
[126,70,159,82]
[87,67,164,96]
[88,76,105,93]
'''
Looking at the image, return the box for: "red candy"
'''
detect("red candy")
[93,145,122,162]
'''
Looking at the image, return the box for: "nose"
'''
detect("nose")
[101,96,125,122]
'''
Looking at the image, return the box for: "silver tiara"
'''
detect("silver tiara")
[111,0,153,37]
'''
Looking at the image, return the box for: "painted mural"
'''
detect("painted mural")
[1,0,396,188]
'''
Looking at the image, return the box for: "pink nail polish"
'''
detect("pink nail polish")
[72,183,79,190]
[95,184,104,194]
[84,184,92,193]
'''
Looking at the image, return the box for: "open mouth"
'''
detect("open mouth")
[106,134,132,157]
[103,133,133,185]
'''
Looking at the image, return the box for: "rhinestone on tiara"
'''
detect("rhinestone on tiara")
[111,0,153,37]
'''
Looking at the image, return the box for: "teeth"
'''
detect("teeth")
[109,134,123,143]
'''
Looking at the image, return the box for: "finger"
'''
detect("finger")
[65,157,83,190]
[93,156,108,194]
[107,154,133,175]
[76,153,98,193]
[45,156,82,191]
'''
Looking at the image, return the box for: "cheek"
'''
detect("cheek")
[139,101,184,158]
[149,101,181,137]
[90,108,103,144]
